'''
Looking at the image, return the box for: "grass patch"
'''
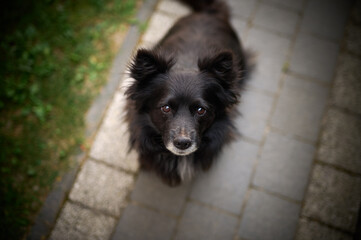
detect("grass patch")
[0,0,139,238]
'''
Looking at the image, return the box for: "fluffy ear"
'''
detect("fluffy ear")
[198,51,236,89]
[130,49,174,82]
[199,51,240,106]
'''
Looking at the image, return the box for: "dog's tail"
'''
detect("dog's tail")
[179,0,230,20]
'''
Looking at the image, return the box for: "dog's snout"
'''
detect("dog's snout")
[173,137,192,150]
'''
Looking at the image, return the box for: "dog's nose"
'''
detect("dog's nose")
[173,137,192,150]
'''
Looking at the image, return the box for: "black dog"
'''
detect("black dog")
[125,0,251,186]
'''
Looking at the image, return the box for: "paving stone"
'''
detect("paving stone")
[111,204,176,240]
[253,3,299,36]
[50,202,117,240]
[245,28,291,93]
[238,190,301,240]
[230,18,247,39]
[253,132,315,201]
[174,202,238,240]
[246,28,291,63]
[236,89,275,142]
[295,218,353,240]
[318,109,361,174]
[237,116,268,143]
[300,0,352,41]
[228,0,258,20]
[264,0,304,11]
[157,0,191,18]
[142,11,178,44]
[69,160,134,216]
[332,54,361,115]
[346,24,361,56]
[239,89,275,120]
[190,139,258,214]
[303,164,361,232]
[131,171,190,216]
[271,75,329,142]
[137,40,155,50]
[28,167,79,240]
[289,34,339,82]
[89,90,139,172]
[247,58,284,94]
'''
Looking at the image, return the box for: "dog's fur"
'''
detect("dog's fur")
[125,0,251,186]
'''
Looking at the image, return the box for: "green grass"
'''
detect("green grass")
[0,0,139,238]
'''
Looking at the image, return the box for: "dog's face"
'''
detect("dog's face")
[149,72,216,156]
[127,49,239,156]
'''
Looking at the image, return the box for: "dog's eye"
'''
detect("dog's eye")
[196,107,206,116]
[161,105,171,113]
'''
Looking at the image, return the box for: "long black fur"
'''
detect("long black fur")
[124,0,251,186]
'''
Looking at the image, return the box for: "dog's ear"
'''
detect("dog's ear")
[130,49,174,82]
[198,51,236,88]
[199,51,240,106]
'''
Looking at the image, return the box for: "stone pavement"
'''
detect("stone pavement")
[31,0,361,239]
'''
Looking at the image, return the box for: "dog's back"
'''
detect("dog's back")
[178,0,230,20]
[154,0,248,83]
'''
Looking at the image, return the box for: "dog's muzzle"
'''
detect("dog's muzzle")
[165,129,198,156]
[173,136,192,150]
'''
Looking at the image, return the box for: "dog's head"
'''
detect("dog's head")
[126,49,240,156]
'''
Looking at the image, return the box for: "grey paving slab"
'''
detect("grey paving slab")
[28,166,79,240]
[303,164,361,232]
[317,109,361,174]
[236,89,275,142]
[245,28,291,93]
[69,160,134,216]
[131,171,190,216]
[300,0,352,41]
[253,3,299,36]
[138,41,155,50]
[240,89,275,120]
[228,0,258,20]
[345,24,361,56]
[295,218,353,240]
[231,18,248,39]
[332,54,361,115]
[174,202,238,240]
[190,139,258,214]
[246,28,291,62]
[253,131,315,201]
[142,11,178,44]
[271,75,329,142]
[89,89,139,172]
[50,202,117,240]
[111,204,176,240]
[289,34,340,82]
[238,190,301,240]
[246,59,284,94]
[157,0,191,18]
[263,0,305,11]
[237,116,267,143]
